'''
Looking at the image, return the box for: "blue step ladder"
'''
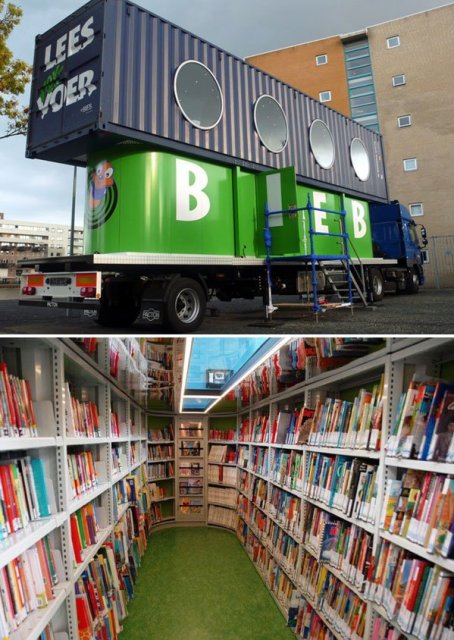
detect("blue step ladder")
[264,194,369,320]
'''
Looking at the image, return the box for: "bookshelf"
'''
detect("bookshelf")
[0,338,150,640]
[2,336,453,640]
[147,417,176,526]
[144,340,175,411]
[176,419,206,522]
[229,337,454,640]
[207,417,238,530]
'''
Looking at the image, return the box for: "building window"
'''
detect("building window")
[392,74,406,87]
[398,115,412,127]
[409,203,424,216]
[387,36,400,48]
[343,40,379,132]
[319,90,332,103]
[316,54,328,65]
[403,158,417,171]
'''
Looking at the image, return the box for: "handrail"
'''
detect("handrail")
[338,194,367,298]
[264,194,356,313]
[346,237,367,297]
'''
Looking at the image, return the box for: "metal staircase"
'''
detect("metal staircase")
[264,194,369,319]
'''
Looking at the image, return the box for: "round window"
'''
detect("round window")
[254,95,288,153]
[350,138,371,181]
[309,119,335,169]
[174,60,223,130]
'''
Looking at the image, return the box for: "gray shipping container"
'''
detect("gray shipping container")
[27,0,388,202]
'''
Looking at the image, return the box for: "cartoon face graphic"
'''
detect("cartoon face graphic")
[86,160,118,229]
[89,161,114,209]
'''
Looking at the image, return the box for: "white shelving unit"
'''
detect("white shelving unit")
[206,417,238,530]
[176,419,206,523]
[5,337,452,640]
[228,338,454,639]
[147,416,176,526]
[0,338,150,640]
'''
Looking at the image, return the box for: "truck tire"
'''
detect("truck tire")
[369,268,384,302]
[97,301,141,327]
[164,277,206,332]
[405,268,420,294]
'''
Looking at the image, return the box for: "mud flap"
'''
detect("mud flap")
[139,299,164,324]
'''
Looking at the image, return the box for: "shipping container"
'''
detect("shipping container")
[27,0,388,203]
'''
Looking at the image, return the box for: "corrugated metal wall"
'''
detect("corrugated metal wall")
[422,236,454,288]
[101,0,388,202]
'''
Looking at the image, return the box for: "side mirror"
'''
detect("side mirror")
[419,225,428,247]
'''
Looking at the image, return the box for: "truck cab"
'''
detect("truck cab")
[369,200,427,293]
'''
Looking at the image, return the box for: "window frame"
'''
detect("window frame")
[173,59,224,131]
[253,94,289,154]
[319,90,332,103]
[316,54,328,66]
[387,36,401,49]
[392,74,406,87]
[403,158,418,172]
[409,202,424,217]
[398,115,412,128]
[309,119,336,170]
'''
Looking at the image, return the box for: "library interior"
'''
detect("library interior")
[0,336,453,640]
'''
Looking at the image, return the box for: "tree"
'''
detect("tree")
[0,1,31,139]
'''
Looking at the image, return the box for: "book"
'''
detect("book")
[398,560,428,632]
[67,451,98,499]
[388,469,425,536]
[0,535,59,636]
[271,410,292,444]
[428,390,454,462]
[319,520,338,564]
[430,476,453,557]
[393,379,422,457]
[419,382,454,460]
[380,478,402,530]
[295,406,316,445]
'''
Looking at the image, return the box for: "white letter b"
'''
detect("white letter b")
[176,159,210,222]
[352,201,367,238]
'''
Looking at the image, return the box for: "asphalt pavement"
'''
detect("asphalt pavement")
[1,287,453,335]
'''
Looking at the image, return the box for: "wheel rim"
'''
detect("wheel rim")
[373,275,383,296]
[413,272,419,286]
[175,288,200,324]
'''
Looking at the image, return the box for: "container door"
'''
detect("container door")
[255,167,299,258]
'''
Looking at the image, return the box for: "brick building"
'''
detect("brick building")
[247,5,454,286]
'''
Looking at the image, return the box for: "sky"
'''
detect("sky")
[0,0,451,227]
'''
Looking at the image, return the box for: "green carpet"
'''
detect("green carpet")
[121,527,295,640]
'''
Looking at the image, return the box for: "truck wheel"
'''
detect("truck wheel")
[405,268,420,294]
[369,269,384,302]
[165,278,206,332]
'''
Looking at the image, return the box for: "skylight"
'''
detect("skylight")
[180,337,288,413]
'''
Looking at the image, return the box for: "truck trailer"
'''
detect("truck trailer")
[19,0,427,331]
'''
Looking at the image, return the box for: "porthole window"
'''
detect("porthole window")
[350,138,371,181]
[174,60,223,130]
[253,95,288,153]
[309,119,335,170]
